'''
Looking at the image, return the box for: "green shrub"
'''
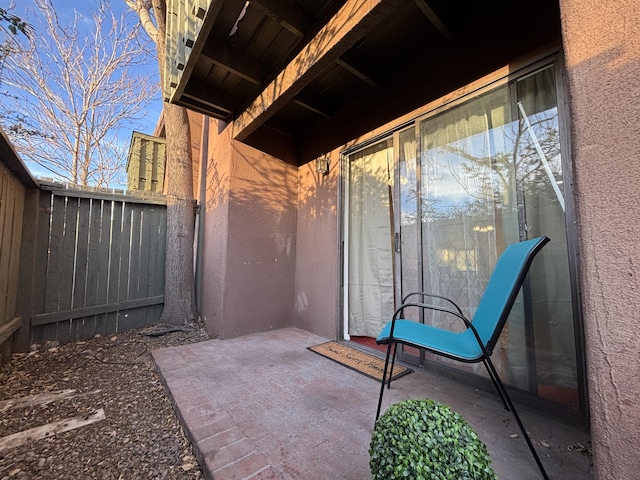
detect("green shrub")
[369,399,497,480]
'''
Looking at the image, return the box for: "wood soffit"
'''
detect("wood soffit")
[167,0,559,164]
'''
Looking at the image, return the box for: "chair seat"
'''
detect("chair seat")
[376,319,484,362]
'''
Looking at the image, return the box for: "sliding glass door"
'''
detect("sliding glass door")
[344,62,581,410]
[346,140,395,338]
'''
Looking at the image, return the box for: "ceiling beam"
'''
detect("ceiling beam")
[411,0,452,39]
[200,40,265,85]
[292,94,332,118]
[248,0,312,38]
[232,0,403,142]
[182,82,237,115]
[336,51,380,87]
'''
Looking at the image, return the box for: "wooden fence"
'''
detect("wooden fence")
[0,160,28,362]
[15,184,167,347]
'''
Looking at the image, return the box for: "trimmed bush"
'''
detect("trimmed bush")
[369,399,497,480]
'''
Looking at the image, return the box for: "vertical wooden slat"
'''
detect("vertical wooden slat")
[6,189,24,320]
[96,200,115,335]
[29,191,53,345]
[138,207,154,326]
[14,189,41,350]
[70,198,91,340]
[80,198,103,338]
[41,194,66,343]
[156,204,168,321]
[145,206,164,324]
[55,197,78,344]
[118,202,133,331]
[0,167,13,325]
[128,204,144,328]
[105,200,122,334]
[58,197,79,313]
[0,164,26,361]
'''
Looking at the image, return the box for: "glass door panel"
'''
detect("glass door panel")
[346,140,395,338]
[419,86,516,377]
[514,67,578,407]
[416,65,578,406]
[395,128,422,362]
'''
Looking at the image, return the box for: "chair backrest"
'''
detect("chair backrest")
[471,236,550,355]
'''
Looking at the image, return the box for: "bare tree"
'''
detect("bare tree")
[126,0,196,326]
[0,0,158,186]
[0,3,33,81]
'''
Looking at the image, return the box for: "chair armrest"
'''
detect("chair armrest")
[401,291,464,317]
[388,302,488,357]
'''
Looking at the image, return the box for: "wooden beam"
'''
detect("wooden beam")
[182,82,237,114]
[0,316,21,347]
[292,95,332,118]
[411,0,452,39]
[232,0,402,142]
[0,389,101,412]
[335,52,380,87]
[31,296,164,326]
[0,409,106,452]
[200,41,265,85]
[248,0,312,38]
[0,389,76,412]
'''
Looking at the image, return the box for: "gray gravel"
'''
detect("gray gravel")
[0,321,210,479]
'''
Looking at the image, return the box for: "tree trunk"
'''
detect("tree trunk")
[153,0,195,325]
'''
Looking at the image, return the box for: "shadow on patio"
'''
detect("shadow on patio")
[151,328,593,480]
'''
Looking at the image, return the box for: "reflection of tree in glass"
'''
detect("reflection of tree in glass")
[421,108,561,222]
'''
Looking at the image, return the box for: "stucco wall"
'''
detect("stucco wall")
[559,0,640,478]
[293,157,339,339]
[200,123,298,339]
[200,120,232,338]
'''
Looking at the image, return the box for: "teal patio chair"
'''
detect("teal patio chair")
[375,235,550,480]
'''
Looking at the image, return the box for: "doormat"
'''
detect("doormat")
[308,341,412,382]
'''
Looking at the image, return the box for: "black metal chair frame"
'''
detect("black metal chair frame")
[375,236,550,480]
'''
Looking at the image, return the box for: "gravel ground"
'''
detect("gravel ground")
[0,321,210,479]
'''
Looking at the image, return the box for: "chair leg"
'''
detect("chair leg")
[482,359,509,411]
[376,341,395,420]
[387,343,398,389]
[484,357,550,480]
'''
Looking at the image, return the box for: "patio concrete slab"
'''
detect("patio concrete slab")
[152,327,593,480]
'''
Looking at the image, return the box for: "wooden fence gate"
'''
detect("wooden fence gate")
[16,184,167,347]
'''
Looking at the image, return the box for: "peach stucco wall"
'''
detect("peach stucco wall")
[559,0,640,478]
[293,156,339,339]
[200,122,298,339]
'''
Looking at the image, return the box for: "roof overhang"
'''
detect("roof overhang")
[165,0,562,165]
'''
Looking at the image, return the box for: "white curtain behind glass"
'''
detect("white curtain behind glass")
[347,141,395,337]
[420,89,510,331]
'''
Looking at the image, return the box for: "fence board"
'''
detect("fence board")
[138,207,153,327]
[29,193,53,345]
[128,204,145,329]
[44,196,66,314]
[97,200,113,334]
[106,202,123,332]
[59,198,78,312]
[0,164,26,362]
[0,170,13,324]
[145,206,165,324]
[118,202,133,330]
